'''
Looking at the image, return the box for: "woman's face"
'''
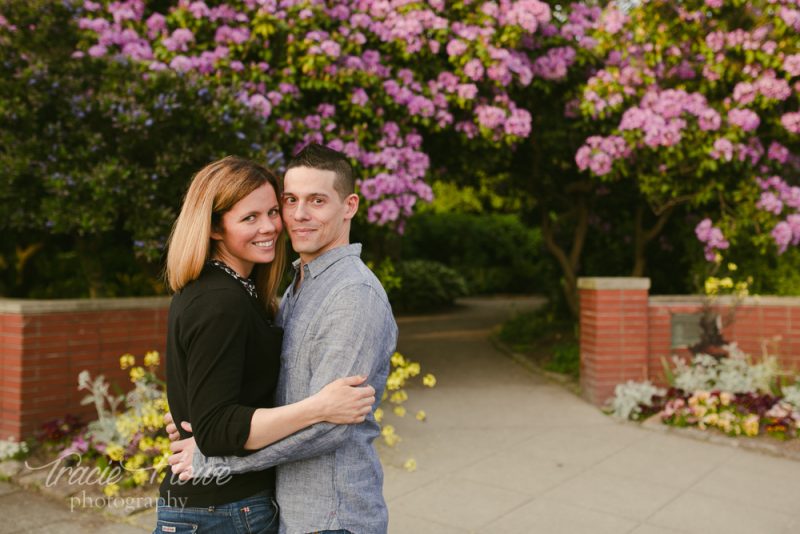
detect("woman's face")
[211,182,283,278]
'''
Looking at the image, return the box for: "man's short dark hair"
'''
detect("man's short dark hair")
[287,143,355,199]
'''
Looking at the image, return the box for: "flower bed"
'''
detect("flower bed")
[611,345,800,441]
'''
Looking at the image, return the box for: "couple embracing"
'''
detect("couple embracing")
[158,144,396,534]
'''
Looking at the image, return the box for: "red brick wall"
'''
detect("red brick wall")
[0,298,169,440]
[579,279,800,407]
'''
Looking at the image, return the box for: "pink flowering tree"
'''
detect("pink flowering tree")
[574,0,800,274]
[73,0,561,231]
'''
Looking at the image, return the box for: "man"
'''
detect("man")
[168,144,397,534]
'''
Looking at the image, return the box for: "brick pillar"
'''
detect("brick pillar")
[578,277,651,407]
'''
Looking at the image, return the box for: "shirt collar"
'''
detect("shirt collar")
[291,243,362,279]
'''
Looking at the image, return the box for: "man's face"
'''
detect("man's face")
[282,166,358,264]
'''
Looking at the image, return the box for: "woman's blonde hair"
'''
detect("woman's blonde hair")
[165,156,286,317]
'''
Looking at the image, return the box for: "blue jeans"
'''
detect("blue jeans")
[154,490,279,534]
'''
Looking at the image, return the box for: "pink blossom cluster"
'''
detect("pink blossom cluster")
[614,89,719,149]
[574,135,629,176]
[695,218,730,261]
[756,176,800,253]
[532,46,576,81]
[357,124,434,228]
[0,13,17,31]
[709,137,764,165]
[727,108,760,131]
[781,112,800,134]
[732,74,792,104]
[560,2,602,49]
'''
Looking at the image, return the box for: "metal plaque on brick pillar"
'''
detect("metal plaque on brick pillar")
[671,313,702,349]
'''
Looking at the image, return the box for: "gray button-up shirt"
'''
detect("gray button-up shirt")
[192,244,397,534]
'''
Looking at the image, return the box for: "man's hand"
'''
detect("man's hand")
[164,412,193,442]
[168,435,197,481]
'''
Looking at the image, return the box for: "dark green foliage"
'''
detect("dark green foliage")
[387,259,468,313]
[0,0,280,297]
[544,341,580,378]
[399,212,553,295]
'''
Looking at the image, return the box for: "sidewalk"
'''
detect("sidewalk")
[3,296,800,533]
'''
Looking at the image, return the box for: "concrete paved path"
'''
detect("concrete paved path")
[380,296,800,533]
[2,296,800,533]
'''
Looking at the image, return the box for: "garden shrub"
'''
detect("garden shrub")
[400,212,552,295]
[387,259,468,313]
[0,0,280,297]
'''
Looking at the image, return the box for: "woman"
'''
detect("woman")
[157,156,374,534]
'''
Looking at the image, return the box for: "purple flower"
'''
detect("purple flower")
[727,108,760,131]
[698,109,721,131]
[768,142,789,164]
[351,88,368,106]
[163,28,194,52]
[783,54,800,77]
[88,44,107,58]
[772,221,793,254]
[780,112,800,134]
[169,55,193,72]
[456,83,478,100]
[504,108,532,137]
[475,105,506,130]
[320,40,341,58]
[145,13,166,39]
[446,39,467,57]
[710,138,734,161]
[757,192,784,215]
[695,218,729,261]
[463,59,484,81]
[732,82,756,105]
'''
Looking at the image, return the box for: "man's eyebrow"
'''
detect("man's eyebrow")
[281,192,330,198]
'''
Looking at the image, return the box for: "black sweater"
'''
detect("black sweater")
[159,264,282,507]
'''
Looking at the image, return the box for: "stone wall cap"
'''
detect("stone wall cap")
[577,277,651,290]
[0,296,172,314]
[650,295,800,307]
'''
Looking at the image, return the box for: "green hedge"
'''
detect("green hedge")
[400,212,551,295]
[386,259,468,313]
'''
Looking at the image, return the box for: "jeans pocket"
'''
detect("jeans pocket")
[240,497,279,534]
[153,519,199,534]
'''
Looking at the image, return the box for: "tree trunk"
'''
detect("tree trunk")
[631,205,674,277]
[76,237,107,298]
[540,199,589,318]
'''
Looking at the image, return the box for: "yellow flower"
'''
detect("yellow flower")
[119,354,135,370]
[704,277,720,296]
[106,444,125,462]
[393,406,406,417]
[727,263,737,271]
[403,458,417,472]
[381,425,400,447]
[714,252,723,264]
[743,414,760,437]
[144,350,160,368]
[422,374,437,388]
[389,390,408,404]
[374,407,384,423]
[719,277,734,289]
[391,353,406,367]
[103,483,120,497]
[385,374,403,391]
[132,469,150,486]
[406,363,421,377]
[415,410,426,422]
[129,366,146,383]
